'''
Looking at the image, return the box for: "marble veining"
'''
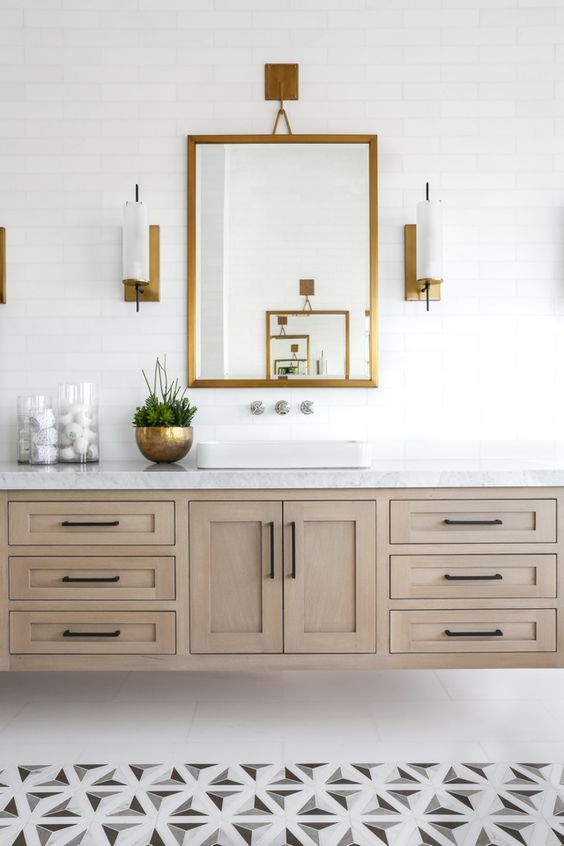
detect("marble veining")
[0,459,564,490]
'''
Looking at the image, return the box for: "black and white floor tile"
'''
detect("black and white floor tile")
[0,762,563,846]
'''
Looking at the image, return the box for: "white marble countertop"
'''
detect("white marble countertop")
[1,459,564,489]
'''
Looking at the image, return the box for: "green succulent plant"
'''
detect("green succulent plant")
[133,357,197,428]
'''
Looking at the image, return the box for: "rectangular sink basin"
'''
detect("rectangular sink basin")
[197,440,371,469]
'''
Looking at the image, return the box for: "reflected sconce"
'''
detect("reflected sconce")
[291,343,299,361]
[277,315,288,336]
[300,278,315,311]
[122,184,160,312]
[404,182,443,311]
[0,228,5,304]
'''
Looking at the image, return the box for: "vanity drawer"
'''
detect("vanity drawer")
[390,499,556,545]
[9,556,175,601]
[8,501,175,546]
[390,554,557,600]
[10,611,176,654]
[390,609,556,654]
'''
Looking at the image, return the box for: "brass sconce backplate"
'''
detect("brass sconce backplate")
[299,278,315,296]
[124,224,160,303]
[404,224,440,302]
[265,64,299,100]
[0,228,5,304]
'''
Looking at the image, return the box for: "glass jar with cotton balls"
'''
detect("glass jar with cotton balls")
[57,383,99,463]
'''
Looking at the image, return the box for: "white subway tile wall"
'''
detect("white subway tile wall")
[0,0,563,462]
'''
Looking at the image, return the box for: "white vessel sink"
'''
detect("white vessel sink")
[197,440,371,470]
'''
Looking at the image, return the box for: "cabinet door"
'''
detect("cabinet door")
[283,501,376,654]
[190,502,283,654]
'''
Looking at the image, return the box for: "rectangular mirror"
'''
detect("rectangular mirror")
[188,135,378,387]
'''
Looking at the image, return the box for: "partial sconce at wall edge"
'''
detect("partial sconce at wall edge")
[122,184,160,312]
[0,227,5,304]
[404,182,444,311]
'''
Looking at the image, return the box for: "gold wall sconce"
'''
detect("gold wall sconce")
[122,184,160,312]
[265,63,299,135]
[404,182,443,311]
[300,278,315,311]
[0,228,5,304]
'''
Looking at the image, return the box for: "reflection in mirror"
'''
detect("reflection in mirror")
[189,136,377,386]
[267,311,350,380]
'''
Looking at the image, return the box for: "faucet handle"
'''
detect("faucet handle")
[300,400,314,415]
[275,400,291,416]
[250,400,265,416]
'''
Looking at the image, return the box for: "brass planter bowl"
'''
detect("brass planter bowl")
[135,426,193,464]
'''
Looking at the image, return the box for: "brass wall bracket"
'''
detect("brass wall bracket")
[266,64,298,135]
[404,224,441,303]
[0,228,5,304]
[124,224,160,306]
[265,64,299,101]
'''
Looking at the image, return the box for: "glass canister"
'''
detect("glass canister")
[57,383,100,463]
[25,396,58,465]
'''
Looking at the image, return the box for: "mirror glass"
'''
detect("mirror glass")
[190,137,377,386]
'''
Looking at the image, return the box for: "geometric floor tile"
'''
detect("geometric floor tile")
[0,764,562,845]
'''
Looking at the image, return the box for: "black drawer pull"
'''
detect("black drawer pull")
[444,519,503,526]
[63,629,121,638]
[62,576,121,584]
[61,520,120,527]
[290,521,297,579]
[269,522,275,579]
[444,628,503,638]
[444,573,503,582]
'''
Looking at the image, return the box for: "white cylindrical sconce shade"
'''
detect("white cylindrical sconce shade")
[122,200,149,283]
[416,200,443,283]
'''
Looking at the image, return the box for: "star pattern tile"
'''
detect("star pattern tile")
[0,764,562,845]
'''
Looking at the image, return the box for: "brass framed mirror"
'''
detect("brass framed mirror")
[188,134,377,387]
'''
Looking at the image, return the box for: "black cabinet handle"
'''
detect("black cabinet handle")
[290,521,296,579]
[444,519,503,526]
[269,522,275,579]
[63,629,121,638]
[61,520,120,527]
[444,573,503,582]
[62,576,121,583]
[444,629,503,638]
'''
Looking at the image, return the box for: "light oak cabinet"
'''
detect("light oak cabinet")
[1,486,560,670]
[189,500,376,655]
[189,501,283,654]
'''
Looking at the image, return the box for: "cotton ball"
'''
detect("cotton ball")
[60,433,72,448]
[73,436,89,456]
[87,443,99,461]
[75,410,93,428]
[83,427,97,444]
[59,446,76,462]
[58,412,73,427]
[64,422,83,442]
[69,403,86,418]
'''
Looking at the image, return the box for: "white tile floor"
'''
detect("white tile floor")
[0,668,563,764]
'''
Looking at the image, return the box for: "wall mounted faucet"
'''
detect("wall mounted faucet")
[250,401,264,416]
[300,400,314,415]
[275,400,291,415]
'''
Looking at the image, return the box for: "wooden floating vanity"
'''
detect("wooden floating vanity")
[0,461,562,670]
